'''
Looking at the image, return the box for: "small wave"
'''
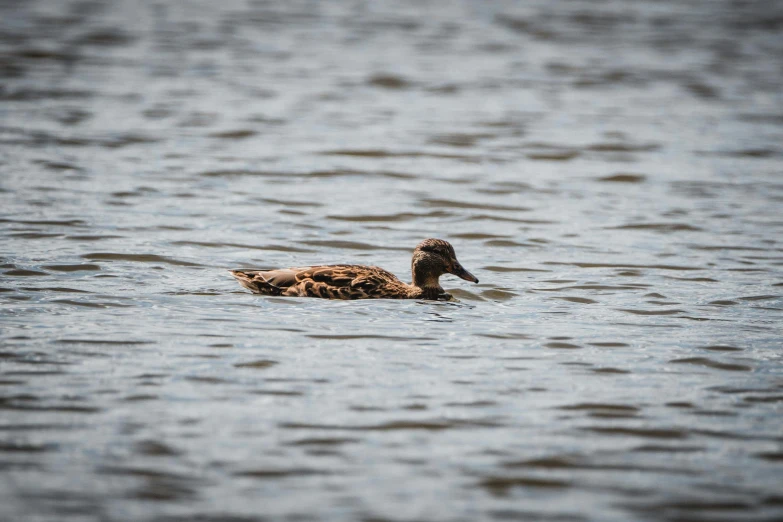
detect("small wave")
[669,357,752,372]
[300,240,408,251]
[597,173,646,183]
[81,253,204,267]
[609,223,703,232]
[42,264,100,272]
[421,198,531,212]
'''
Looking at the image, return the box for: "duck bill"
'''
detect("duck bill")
[451,262,479,283]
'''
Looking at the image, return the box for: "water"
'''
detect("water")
[1,0,782,520]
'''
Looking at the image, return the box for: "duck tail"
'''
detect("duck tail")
[229,270,283,296]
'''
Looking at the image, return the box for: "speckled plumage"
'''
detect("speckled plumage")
[229,238,478,300]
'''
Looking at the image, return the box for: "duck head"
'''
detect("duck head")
[411,238,479,290]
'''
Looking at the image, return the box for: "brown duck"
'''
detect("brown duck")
[230,238,478,300]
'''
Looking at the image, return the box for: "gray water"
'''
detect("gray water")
[1,1,782,521]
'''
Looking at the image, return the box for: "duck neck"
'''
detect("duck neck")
[411,257,443,292]
[411,285,445,300]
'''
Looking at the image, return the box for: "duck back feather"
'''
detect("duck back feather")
[230,265,413,299]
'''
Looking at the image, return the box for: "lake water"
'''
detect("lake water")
[1,1,782,521]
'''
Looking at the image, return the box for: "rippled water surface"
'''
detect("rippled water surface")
[2,1,783,520]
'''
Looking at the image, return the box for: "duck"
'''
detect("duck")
[229,238,478,300]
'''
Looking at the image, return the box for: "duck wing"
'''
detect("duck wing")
[229,266,312,295]
[230,265,406,298]
[259,267,311,287]
[304,265,408,298]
